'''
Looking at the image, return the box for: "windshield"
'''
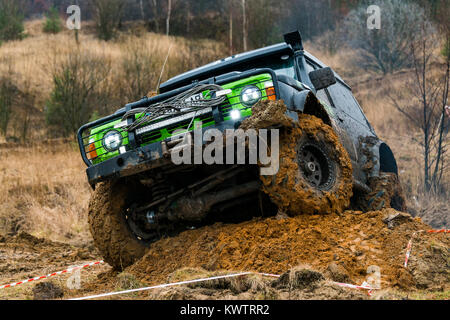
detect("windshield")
[243,54,297,80]
[160,51,298,94]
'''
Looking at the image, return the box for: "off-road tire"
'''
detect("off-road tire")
[362,172,407,212]
[260,113,353,215]
[88,180,148,270]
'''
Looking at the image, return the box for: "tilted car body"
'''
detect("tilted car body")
[79,32,398,190]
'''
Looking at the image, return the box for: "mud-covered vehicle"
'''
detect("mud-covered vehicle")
[78,31,405,269]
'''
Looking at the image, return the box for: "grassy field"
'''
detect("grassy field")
[0,141,90,243]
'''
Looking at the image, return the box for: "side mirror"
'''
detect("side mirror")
[309,67,336,91]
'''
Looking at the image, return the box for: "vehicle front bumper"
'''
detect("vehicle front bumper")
[86,119,242,187]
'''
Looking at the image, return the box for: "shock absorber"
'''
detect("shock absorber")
[151,175,171,202]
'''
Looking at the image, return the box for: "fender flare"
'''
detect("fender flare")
[288,90,332,127]
[379,143,399,175]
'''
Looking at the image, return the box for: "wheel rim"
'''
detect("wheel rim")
[125,204,158,242]
[298,142,336,191]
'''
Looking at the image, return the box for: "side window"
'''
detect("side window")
[327,82,369,126]
[316,90,332,107]
[305,61,315,74]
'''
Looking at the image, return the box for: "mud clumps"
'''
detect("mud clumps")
[145,266,369,300]
[0,232,102,300]
[273,267,325,290]
[127,209,449,293]
[240,100,293,130]
[325,262,351,283]
[32,282,64,300]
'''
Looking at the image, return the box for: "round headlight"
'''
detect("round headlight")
[240,85,262,106]
[103,130,123,152]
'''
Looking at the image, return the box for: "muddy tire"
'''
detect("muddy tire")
[88,180,148,270]
[260,113,353,215]
[362,173,407,212]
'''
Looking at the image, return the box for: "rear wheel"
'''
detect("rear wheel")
[260,113,353,215]
[362,172,407,212]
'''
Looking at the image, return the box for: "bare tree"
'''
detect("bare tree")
[242,0,247,51]
[139,0,145,20]
[227,0,235,55]
[90,0,125,41]
[166,0,171,36]
[149,0,160,33]
[389,20,449,193]
[344,0,432,74]
[0,76,16,137]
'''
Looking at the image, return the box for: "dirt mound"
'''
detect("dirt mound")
[128,209,449,292]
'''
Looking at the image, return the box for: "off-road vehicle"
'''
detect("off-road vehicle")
[78,31,405,269]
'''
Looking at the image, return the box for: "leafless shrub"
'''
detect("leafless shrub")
[90,0,126,41]
[45,52,111,136]
[313,28,342,56]
[119,41,160,103]
[0,62,19,137]
[343,0,434,74]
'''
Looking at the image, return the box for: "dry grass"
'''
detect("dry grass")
[0,19,225,122]
[0,141,91,242]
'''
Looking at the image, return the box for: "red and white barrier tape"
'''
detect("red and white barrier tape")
[334,282,374,296]
[426,229,449,234]
[0,261,104,290]
[404,229,449,268]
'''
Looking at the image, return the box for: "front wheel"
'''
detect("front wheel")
[88,180,150,270]
[260,113,353,215]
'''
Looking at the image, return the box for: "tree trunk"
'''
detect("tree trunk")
[431,39,450,191]
[186,0,191,34]
[229,4,233,55]
[242,0,247,51]
[152,0,159,33]
[166,0,172,36]
[139,0,145,20]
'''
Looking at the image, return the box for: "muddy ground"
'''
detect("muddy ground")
[0,208,448,300]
